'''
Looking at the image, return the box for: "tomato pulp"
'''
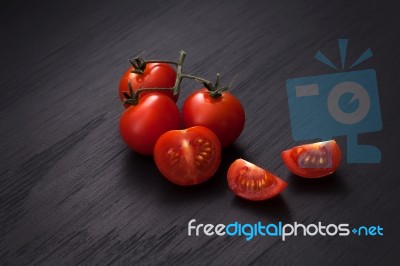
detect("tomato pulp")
[227,159,287,201]
[154,126,222,186]
[281,140,342,178]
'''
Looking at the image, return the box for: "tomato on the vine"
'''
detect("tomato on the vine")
[281,140,342,178]
[119,93,181,155]
[227,159,287,201]
[182,88,245,147]
[154,126,221,186]
[119,63,177,107]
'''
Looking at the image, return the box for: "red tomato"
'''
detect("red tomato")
[119,63,177,107]
[182,88,245,148]
[154,126,222,186]
[281,140,342,178]
[119,93,181,155]
[227,159,287,201]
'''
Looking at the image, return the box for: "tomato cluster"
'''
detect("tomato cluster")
[118,51,245,186]
[117,51,343,201]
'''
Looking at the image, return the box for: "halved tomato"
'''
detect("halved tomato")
[227,159,287,201]
[154,126,222,186]
[281,140,342,178]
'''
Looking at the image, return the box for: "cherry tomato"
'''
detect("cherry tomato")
[119,63,177,107]
[154,126,222,186]
[281,140,342,178]
[182,88,245,148]
[227,159,287,201]
[119,93,181,155]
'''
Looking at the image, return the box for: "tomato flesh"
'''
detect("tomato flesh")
[119,63,177,107]
[119,93,181,155]
[227,159,287,201]
[154,126,222,186]
[182,88,245,147]
[281,140,342,178]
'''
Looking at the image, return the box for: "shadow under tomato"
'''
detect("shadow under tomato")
[154,144,245,203]
[231,195,292,222]
[122,143,245,204]
[287,170,348,196]
[122,150,160,184]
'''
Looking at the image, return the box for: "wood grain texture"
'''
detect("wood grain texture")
[1,0,400,265]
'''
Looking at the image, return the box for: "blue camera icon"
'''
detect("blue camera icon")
[285,40,382,163]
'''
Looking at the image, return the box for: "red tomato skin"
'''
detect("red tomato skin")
[119,63,177,107]
[154,126,221,186]
[182,88,245,148]
[119,93,181,155]
[281,140,342,178]
[227,159,287,201]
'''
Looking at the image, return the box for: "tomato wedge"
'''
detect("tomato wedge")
[227,159,287,201]
[154,126,222,186]
[281,140,342,178]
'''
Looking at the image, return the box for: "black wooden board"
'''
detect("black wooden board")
[1,0,400,265]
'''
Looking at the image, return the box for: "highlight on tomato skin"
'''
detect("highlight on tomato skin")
[119,93,181,156]
[281,140,342,178]
[182,88,245,148]
[118,63,177,107]
[227,159,287,201]
[154,126,222,186]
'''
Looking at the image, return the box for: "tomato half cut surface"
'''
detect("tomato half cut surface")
[281,140,342,178]
[154,126,222,186]
[227,159,287,201]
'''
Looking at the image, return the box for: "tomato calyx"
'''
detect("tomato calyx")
[207,74,225,98]
[122,81,140,105]
[128,57,147,74]
[207,74,237,98]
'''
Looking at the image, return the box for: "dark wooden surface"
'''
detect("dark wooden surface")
[1,0,400,265]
